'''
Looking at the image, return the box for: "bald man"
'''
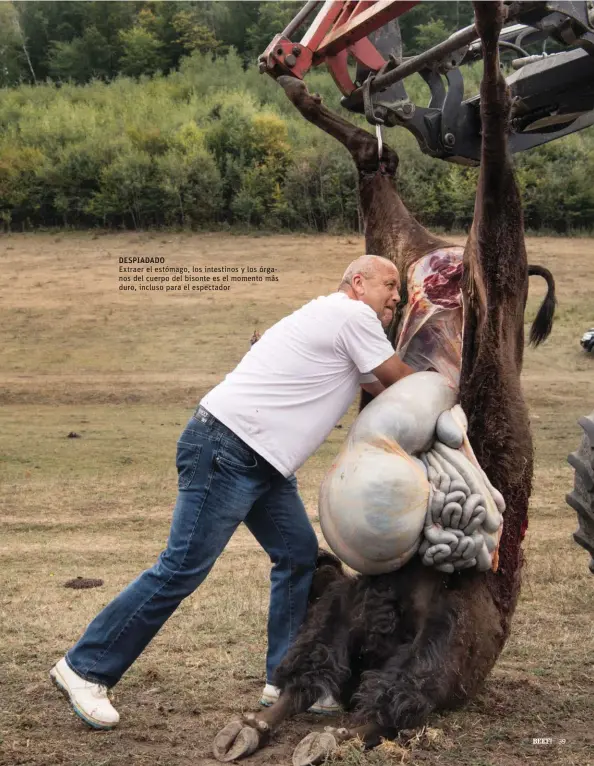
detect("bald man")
[50,255,414,729]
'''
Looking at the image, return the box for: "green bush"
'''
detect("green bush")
[155,147,222,227]
[0,146,48,227]
[1,50,594,232]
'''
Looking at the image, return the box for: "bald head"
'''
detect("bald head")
[338,254,401,319]
[338,254,394,291]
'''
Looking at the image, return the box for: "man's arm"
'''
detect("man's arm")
[337,310,414,392]
[371,353,415,389]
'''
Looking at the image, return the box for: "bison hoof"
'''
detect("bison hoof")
[292,730,341,766]
[212,719,261,762]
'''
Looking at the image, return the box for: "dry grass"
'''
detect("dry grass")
[0,232,593,766]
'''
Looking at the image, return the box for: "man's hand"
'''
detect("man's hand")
[371,353,414,389]
[361,380,385,398]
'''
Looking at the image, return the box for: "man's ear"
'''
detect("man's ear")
[351,273,364,293]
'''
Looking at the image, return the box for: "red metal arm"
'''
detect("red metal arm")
[258,0,419,96]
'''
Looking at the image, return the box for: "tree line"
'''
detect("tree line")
[1,1,592,233]
[0,2,475,87]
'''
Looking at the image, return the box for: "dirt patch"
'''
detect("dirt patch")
[63,577,104,589]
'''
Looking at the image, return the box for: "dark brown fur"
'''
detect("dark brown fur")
[275,557,504,737]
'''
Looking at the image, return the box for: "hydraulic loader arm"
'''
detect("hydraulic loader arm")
[259,1,594,165]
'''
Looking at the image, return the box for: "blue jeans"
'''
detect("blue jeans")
[66,406,318,687]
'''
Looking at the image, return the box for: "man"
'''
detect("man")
[50,254,413,729]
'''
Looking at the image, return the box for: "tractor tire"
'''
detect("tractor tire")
[566,412,594,574]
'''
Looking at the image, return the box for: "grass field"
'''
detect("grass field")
[1,232,593,766]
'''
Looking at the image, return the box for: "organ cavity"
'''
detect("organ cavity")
[396,247,464,389]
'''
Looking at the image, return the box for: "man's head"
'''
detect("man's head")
[338,254,401,320]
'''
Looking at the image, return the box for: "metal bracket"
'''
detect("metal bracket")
[363,75,386,125]
[436,44,470,74]
[350,1,594,163]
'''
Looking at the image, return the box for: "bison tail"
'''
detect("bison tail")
[528,264,556,346]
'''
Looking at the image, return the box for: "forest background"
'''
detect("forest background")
[1,0,593,233]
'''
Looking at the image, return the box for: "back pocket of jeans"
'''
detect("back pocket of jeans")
[176,441,203,490]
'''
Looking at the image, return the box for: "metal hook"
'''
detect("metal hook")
[376,124,383,161]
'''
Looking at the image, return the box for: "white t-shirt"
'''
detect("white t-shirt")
[200,292,395,477]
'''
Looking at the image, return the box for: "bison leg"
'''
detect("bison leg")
[213,580,353,762]
[460,1,533,593]
[212,693,296,762]
[461,0,524,371]
[273,579,354,710]
[276,75,398,174]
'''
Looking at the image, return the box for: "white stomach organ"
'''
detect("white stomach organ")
[319,371,504,575]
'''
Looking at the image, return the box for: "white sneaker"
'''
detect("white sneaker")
[308,693,342,715]
[50,657,120,729]
[259,684,341,715]
[259,683,280,706]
